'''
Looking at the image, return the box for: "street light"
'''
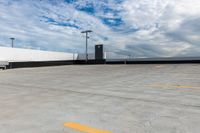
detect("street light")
[81,30,92,63]
[10,38,15,48]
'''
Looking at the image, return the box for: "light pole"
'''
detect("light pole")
[9,38,15,69]
[10,38,15,48]
[81,30,92,63]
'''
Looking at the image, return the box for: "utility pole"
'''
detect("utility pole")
[10,38,15,48]
[81,30,92,63]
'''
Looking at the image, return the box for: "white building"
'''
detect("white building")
[0,46,77,62]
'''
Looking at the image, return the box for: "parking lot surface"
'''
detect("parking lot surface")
[0,64,200,133]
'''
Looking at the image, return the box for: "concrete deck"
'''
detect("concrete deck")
[0,64,200,133]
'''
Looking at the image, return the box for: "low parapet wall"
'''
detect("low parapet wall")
[8,60,74,69]
[1,46,199,68]
[74,58,200,65]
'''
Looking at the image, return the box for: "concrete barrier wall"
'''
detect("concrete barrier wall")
[0,46,77,62]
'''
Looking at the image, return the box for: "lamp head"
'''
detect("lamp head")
[81,30,93,33]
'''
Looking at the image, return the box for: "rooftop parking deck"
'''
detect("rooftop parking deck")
[0,64,200,133]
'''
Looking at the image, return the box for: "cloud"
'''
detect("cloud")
[0,0,199,57]
[118,0,200,57]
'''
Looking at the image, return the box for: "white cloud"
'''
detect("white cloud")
[117,0,200,57]
[0,0,199,57]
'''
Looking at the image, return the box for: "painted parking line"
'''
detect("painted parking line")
[64,122,112,133]
[155,65,165,68]
[149,84,200,90]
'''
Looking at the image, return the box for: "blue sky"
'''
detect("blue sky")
[0,0,200,57]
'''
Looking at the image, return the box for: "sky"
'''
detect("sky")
[0,0,200,58]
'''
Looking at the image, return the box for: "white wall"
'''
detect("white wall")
[0,46,77,62]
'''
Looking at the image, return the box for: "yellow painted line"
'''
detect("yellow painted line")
[149,84,200,90]
[155,65,165,68]
[64,122,112,133]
